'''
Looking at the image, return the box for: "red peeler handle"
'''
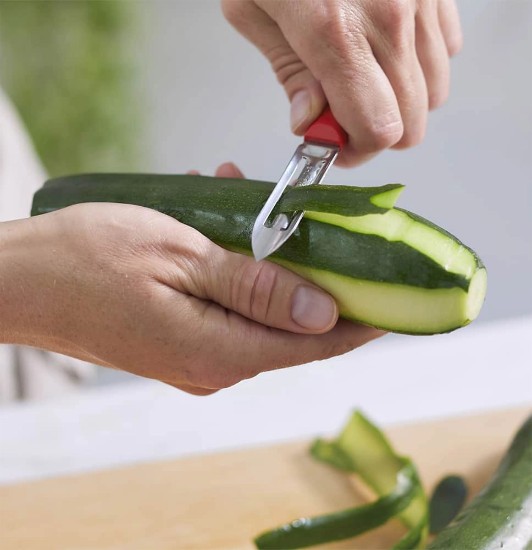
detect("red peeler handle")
[304,106,348,150]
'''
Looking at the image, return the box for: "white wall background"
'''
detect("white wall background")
[141,0,532,325]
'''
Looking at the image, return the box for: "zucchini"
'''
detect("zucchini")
[429,475,468,534]
[428,414,532,549]
[255,411,427,549]
[310,411,428,548]
[254,462,420,549]
[31,174,487,335]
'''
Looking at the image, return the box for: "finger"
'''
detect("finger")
[215,162,245,179]
[236,318,385,380]
[148,263,384,391]
[160,226,339,335]
[415,0,451,109]
[187,304,385,390]
[437,0,463,56]
[326,50,404,168]
[367,1,428,149]
[256,0,404,166]
[164,381,218,397]
[202,245,340,335]
[222,0,327,134]
[187,170,201,175]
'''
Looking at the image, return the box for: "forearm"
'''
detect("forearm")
[0,220,34,343]
[0,217,49,346]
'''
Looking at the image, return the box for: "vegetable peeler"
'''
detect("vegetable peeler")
[252,106,348,261]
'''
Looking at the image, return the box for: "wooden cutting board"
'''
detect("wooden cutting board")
[0,406,529,550]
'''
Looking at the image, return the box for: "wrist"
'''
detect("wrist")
[0,218,44,345]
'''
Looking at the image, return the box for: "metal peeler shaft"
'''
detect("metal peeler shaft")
[251,107,348,261]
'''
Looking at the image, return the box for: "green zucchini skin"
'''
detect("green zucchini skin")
[31,174,487,335]
[310,411,428,548]
[429,475,468,534]
[254,462,419,549]
[428,415,532,549]
[255,411,427,549]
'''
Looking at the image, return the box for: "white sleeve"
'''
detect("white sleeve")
[0,87,47,221]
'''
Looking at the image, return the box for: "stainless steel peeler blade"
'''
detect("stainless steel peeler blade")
[251,106,347,261]
[251,143,339,261]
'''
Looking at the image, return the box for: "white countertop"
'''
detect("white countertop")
[1,315,530,486]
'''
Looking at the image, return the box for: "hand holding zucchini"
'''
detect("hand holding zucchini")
[32,174,487,334]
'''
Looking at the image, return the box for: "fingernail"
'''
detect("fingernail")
[291,285,337,331]
[290,90,311,132]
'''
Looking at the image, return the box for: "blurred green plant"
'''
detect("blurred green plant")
[0,0,142,176]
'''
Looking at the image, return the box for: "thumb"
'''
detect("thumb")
[222,0,326,134]
[202,244,339,334]
[288,79,327,135]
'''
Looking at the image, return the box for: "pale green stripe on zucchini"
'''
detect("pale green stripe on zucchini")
[305,208,480,280]
[370,185,405,209]
[299,205,487,333]
[277,261,485,334]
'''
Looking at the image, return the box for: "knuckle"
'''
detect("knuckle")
[363,119,404,152]
[373,124,404,150]
[378,7,415,55]
[447,34,463,56]
[314,11,343,39]
[268,47,307,88]
[394,123,425,148]
[395,131,421,149]
[186,353,243,391]
[184,239,211,271]
[378,0,412,34]
[428,89,448,110]
[170,236,213,296]
[312,2,360,55]
[202,366,242,391]
[324,339,354,359]
[235,262,279,322]
[250,263,279,321]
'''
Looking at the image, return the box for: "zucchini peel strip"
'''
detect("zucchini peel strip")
[254,411,428,549]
